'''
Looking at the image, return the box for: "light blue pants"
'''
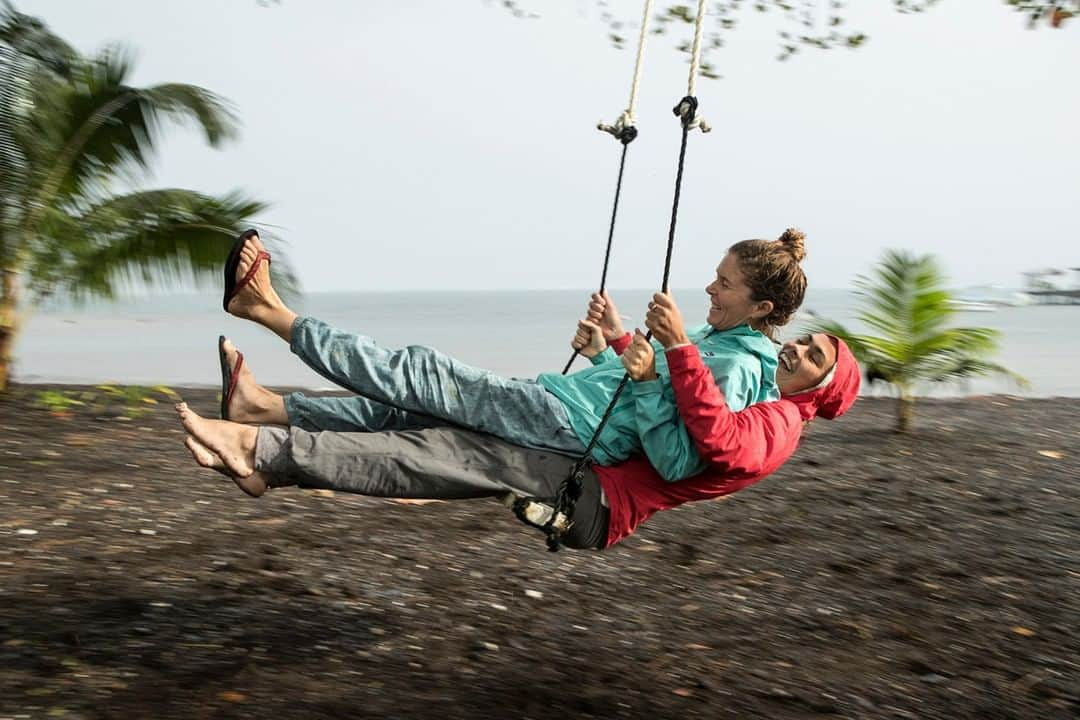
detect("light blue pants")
[283,316,587,457]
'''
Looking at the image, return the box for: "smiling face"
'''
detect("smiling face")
[704,253,774,331]
[777,333,838,395]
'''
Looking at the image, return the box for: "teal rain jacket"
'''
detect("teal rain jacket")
[537,323,779,481]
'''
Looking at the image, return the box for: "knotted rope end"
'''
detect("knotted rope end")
[672,96,709,134]
[598,109,638,144]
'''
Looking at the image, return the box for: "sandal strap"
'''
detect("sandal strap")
[224,351,244,417]
[227,250,272,306]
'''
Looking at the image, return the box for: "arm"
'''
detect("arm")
[665,345,771,475]
[621,331,705,482]
[632,378,706,482]
[631,343,764,481]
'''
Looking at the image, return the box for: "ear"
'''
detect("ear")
[749,299,774,321]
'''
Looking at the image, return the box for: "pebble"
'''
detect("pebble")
[16,529,37,535]
[524,589,543,599]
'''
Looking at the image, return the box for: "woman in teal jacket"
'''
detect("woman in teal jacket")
[218,228,808,482]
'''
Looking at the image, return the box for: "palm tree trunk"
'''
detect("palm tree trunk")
[897,388,915,433]
[0,267,20,392]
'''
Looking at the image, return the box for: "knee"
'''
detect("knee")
[399,344,452,379]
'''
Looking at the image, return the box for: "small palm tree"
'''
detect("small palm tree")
[0,4,290,391]
[815,250,1025,432]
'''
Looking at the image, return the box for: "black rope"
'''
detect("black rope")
[543,97,700,552]
[562,125,638,375]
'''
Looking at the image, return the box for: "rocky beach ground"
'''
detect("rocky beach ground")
[0,384,1077,719]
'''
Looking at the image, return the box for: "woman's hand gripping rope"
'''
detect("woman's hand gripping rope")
[571,320,608,360]
[645,292,690,349]
[622,330,658,381]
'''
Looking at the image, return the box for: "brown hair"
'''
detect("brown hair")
[727,228,808,337]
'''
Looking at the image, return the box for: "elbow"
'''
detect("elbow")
[699,452,762,477]
[658,459,697,483]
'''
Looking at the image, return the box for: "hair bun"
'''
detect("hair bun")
[777,227,806,263]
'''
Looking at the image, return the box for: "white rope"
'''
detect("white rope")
[686,0,707,97]
[598,0,653,139]
[681,0,711,133]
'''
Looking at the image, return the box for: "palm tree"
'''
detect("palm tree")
[815,250,1025,432]
[0,4,289,391]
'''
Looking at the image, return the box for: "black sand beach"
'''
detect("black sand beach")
[0,384,1077,719]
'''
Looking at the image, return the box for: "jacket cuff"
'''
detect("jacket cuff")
[664,344,702,375]
[609,332,632,355]
[590,347,618,366]
[631,377,664,396]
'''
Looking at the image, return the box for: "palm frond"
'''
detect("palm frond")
[28,188,298,304]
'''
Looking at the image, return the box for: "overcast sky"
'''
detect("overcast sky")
[19,0,1080,291]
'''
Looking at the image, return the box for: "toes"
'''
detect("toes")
[239,245,258,270]
[177,406,201,429]
[222,338,241,368]
[185,436,219,469]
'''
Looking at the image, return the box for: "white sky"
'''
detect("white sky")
[19,0,1080,291]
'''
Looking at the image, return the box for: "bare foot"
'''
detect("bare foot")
[220,338,288,425]
[184,435,270,498]
[185,434,227,472]
[176,402,258,478]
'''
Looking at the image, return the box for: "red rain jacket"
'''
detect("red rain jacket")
[594,335,861,548]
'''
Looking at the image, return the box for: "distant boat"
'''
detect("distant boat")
[947,299,998,313]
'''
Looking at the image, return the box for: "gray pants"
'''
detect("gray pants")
[256,425,609,550]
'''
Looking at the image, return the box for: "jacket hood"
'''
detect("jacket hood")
[783,336,860,421]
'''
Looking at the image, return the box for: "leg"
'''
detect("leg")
[256,425,568,499]
[287,316,584,455]
[220,337,443,431]
[222,235,581,456]
[180,414,608,550]
[256,425,609,549]
[284,392,445,433]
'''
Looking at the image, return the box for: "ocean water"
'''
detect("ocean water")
[11,288,1080,397]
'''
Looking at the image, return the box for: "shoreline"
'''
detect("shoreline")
[8,380,1077,401]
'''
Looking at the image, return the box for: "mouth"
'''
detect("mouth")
[779,350,795,372]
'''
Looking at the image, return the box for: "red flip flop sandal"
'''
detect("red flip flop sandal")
[218,335,244,420]
[223,229,272,313]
